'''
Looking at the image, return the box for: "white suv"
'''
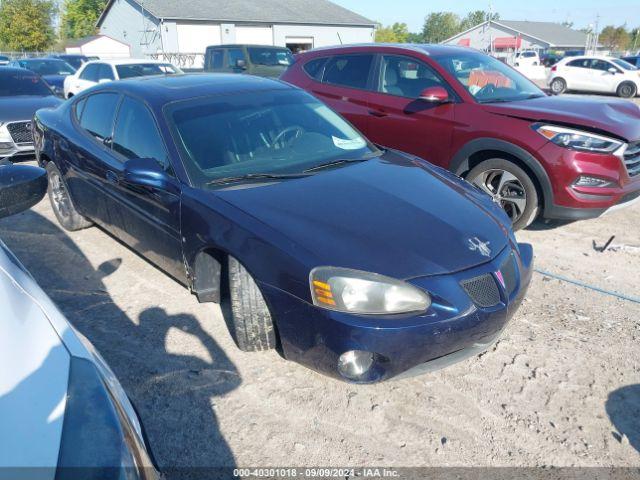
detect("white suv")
[63,59,181,98]
[514,51,540,67]
[548,56,640,98]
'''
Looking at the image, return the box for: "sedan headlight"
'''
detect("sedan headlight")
[534,124,624,153]
[310,267,430,315]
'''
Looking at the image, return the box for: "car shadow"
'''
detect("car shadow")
[606,384,640,454]
[0,209,240,479]
[526,218,576,231]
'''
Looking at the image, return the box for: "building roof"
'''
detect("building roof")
[443,20,588,48]
[65,35,102,48]
[65,34,129,48]
[497,20,588,47]
[98,0,375,27]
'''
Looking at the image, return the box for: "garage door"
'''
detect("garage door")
[235,26,273,45]
[177,23,221,53]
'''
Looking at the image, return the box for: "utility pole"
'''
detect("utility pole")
[488,3,493,55]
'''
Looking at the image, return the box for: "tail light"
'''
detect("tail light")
[551,65,557,72]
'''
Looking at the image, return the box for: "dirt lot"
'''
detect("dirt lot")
[1,176,638,475]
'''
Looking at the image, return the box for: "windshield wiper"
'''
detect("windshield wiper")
[304,151,383,173]
[206,172,310,186]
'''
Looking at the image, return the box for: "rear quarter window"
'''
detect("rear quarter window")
[303,57,327,79]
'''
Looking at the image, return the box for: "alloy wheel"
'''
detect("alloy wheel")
[470,169,528,224]
[50,172,72,220]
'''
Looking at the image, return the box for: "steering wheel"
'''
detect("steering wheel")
[475,83,496,99]
[271,126,304,149]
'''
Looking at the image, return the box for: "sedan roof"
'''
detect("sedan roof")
[98,73,292,105]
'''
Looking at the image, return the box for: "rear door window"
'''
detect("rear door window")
[78,92,120,142]
[322,54,374,89]
[566,59,590,68]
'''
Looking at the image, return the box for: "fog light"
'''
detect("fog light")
[338,350,374,380]
[573,175,612,187]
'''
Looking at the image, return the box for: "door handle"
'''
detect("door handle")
[368,109,388,118]
[106,170,119,184]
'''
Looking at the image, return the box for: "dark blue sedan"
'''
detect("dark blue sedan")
[9,58,76,96]
[33,74,533,382]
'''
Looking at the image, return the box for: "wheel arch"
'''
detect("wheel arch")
[449,138,554,215]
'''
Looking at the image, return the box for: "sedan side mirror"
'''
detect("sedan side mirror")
[419,86,450,103]
[123,157,178,193]
[608,67,618,74]
[0,164,48,219]
[235,59,247,69]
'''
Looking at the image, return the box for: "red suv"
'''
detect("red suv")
[281,44,640,229]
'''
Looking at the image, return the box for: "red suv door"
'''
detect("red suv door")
[305,53,375,137]
[365,54,456,167]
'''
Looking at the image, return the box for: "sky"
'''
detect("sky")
[337,0,640,32]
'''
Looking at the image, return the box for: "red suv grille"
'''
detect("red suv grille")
[624,142,640,177]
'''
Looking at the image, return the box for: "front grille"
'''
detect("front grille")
[6,121,33,144]
[499,253,518,296]
[624,141,640,177]
[460,273,501,308]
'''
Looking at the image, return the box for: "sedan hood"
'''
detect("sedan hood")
[216,151,508,279]
[0,95,62,122]
[484,95,640,141]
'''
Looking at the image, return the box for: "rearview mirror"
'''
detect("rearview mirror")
[123,158,178,193]
[0,164,48,219]
[419,86,450,103]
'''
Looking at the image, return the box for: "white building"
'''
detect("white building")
[96,0,376,67]
[65,34,131,59]
[442,20,589,56]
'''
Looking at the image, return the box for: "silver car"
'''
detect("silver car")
[0,163,158,479]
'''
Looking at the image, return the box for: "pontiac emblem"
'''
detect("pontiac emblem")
[468,237,492,257]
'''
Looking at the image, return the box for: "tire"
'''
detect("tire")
[227,256,276,352]
[550,77,566,95]
[466,158,540,231]
[617,82,637,99]
[46,162,93,231]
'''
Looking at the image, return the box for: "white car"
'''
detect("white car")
[63,59,181,98]
[0,163,158,479]
[548,55,640,98]
[514,50,540,67]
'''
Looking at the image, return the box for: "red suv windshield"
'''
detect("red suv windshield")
[431,52,545,103]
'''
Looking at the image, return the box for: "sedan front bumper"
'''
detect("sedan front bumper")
[260,242,533,382]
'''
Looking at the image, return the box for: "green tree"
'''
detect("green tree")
[599,25,630,51]
[0,0,55,51]
[375,22,410,43]
[61,0,108,39]
[461,10,499,31]
[422,12,461,43]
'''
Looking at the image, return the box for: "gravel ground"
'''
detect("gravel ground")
[1,183,638,474]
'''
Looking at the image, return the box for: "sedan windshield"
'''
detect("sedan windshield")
[116,63,181,79]
[22,59,76,76]
[166,89,377,187]
[432,52,545,103]
[247,47,294,66]
[0,71,52,96]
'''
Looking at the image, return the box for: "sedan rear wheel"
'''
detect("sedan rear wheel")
[550,77,566,95]
[466,159,539,231]
[46,162,93,231]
